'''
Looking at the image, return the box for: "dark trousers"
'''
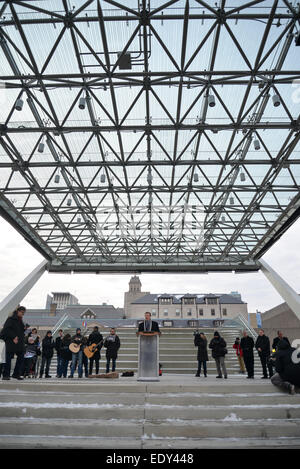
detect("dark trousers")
[243,353,254,378]
[106,357,116,373]
[259,353,273,378]
[58,358,69,377]
[197,360,207,376]
[89,357,100,375]
[3,350,24,378]
[40,356,52,377]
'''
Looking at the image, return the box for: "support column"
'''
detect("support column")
[258,258,300,322]
[0,259,48,325]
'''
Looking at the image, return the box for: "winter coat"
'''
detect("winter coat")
[0,311,25,354]
[104,335,120,359]
[240,336,254,357]
[71,333,85,352]
[194,334,209,361]
[255,335,271,357]
[24,342,40,358]
[274,340,300,386]
[42,336,55,358]
[272,336,290,350]
[233,342,243,357]
[55,336,63,355]
[87,331,103,359]
[59,336,72,361]
[209,334,227,359]
[138,320,160,332]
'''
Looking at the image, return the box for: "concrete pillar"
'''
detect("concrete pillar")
[0,259,48,326]
[259,258,300,322]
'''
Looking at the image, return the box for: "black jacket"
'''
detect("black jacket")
[209,334,227,358]
[194,334,209,361]
[274,340,300,386]
[88,331,103,358]
[42,336,55,358]
[0,311,25,354]
[138,320,160,333]
[240,336,255,356]
[272,336,290,350]
[59,336,72,361]
[104,335,120,359]
[255,335,271,357]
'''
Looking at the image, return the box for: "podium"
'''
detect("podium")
[136,332,160,381]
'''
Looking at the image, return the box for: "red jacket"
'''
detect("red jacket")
[233,343,243,357]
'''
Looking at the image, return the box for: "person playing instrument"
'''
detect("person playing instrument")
[138,312,161,334]
[87,326,103,375]
[69,328,85,378]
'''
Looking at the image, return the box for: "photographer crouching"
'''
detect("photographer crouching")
[270,339,300,395]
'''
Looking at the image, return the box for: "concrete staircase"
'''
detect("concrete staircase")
[0,376,299,448]
[48,327,261,376]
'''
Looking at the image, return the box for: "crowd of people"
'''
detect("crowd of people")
[0,306,121,380]
[0,306,299,395]
[194,328,300,394]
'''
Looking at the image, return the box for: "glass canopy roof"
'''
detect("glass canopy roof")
[0,0,300,273]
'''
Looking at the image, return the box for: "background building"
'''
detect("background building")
[124,277,248,320]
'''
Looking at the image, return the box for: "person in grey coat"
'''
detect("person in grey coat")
[194,331,209,377]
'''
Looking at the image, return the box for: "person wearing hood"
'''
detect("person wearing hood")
[0,306,26,380]
[39,330,55,378]
[271,339,300,394]
[209,331,228,379]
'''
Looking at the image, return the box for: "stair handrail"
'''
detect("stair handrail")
[235,314,258,339]
[51,313,69,337]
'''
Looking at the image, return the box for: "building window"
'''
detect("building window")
[164,311,168,316]
[211,309,215,316]
[222,308,227,316]
[176,312,180,316]
[152,309,156,313]
[160,298,172,305]
[207,298,218,305]
[183,298,194,305]
[152,312,156,316]
[187,311,192,316]
[199,309,203,316]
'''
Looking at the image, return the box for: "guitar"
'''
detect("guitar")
[84,340,103,359]
[69,342,82,354]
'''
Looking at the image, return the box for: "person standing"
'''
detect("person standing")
[240,330,255,379]
[209,331,228,379]
[272,331,290,351]
[69,328,84,378]
[138,312,161,333]
[39,330,55,378]
[55,329,63,377]
[87,326,103,375]
[57,333,72,378]
[255,329,273,379]
[194,332,208,377]
[104,328,120,373]
[233,337,246,374]
[0,306,26,380]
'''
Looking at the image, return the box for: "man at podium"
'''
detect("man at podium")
[138,312,161,334]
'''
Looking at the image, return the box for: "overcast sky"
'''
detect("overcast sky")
[0,215,300,314]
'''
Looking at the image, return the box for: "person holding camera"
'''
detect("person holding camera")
[194,331,208,377]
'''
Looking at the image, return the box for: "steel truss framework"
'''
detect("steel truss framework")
[0,0,300,273]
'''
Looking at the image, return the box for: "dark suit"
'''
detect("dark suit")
[138,320,160,333]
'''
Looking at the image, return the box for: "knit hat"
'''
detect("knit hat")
[214,331,220,337]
